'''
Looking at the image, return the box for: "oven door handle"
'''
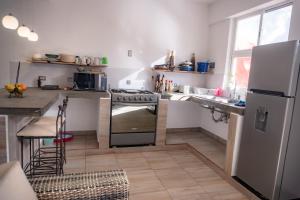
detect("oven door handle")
[112,102,157,106]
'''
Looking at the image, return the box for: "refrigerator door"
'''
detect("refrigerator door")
[236,92,294,199]
[248,40,300,97]
[280,77,300,199]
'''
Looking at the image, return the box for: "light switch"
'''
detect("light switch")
[128,50,133,57]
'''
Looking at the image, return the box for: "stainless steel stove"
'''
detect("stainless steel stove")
[110,89,159,147]
[110,89,158,104]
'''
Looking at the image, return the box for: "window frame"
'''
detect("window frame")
[225,1,293,90]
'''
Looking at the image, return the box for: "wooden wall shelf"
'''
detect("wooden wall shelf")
[152,68,212,75]
[29,60,108,68]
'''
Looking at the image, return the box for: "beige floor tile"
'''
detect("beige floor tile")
[166,132,226,169]
[167,185,206,198]
[166,135,185,144]
[66,141,86,150]
[146,156,180,170]
[86,154,119,171]
[127,169,165,194]
[130,191,172,200]
[170,193,212,200]
[64,156,85,173]
[200,180,238,194]
[117,156,150,171]
[208,190,249,200]
[143,151,181,169]
[66,149,85,157]
[86,140,99,149]
[184,166,222,183]
[62,132,247,200]
[155,168,197,189]
[115,152,143,159]
[169,151,206,168]
[142,151,170,158]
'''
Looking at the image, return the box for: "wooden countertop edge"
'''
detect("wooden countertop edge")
[0,88,110,116]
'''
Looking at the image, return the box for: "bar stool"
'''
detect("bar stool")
[17,97,68,177]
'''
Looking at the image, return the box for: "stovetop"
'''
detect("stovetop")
[110,89,159,103]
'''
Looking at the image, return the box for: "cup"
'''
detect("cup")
[75,56,81,65]
[86,57,92,65]
[93,57,101,66]
[183,85,190,95]
[81,56,87,65]
[101,57,108,65]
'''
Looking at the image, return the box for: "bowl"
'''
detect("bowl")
[5,83,27,98]
[60,54,76,63]
[179,65,193,71]
[45,54,59,59]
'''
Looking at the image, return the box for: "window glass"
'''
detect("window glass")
[232,57,252,89]
[260,5,293,45]
[234,15,261,51]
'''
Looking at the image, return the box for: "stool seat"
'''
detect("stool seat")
[17,117,56,138]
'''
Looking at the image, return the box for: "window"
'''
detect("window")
[226,3,293,94]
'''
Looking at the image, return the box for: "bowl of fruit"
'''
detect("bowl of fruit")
[5,83,27,98]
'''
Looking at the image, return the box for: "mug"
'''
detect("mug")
[101,57,108,65]
[80,56,87,65]
[93,57,101,66]
[86,57,92,65]
[75,56,82,65]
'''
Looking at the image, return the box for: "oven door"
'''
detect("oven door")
[110,102,157,146]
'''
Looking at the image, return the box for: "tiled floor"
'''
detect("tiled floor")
[64,133,248,200]
[166,131,226,169]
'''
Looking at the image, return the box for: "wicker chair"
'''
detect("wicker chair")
[0,162,129,200]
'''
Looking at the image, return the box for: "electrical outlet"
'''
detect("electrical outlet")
[67,77,73,82]
[128,50,133,57]
[126,80,131,85]
[39,76,46,81]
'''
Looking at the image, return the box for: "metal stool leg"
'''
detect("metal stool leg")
[21,138,24,168]
[29,138,32,177]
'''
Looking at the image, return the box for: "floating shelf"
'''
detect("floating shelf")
[152,68,212,75]
[29,60,109,68]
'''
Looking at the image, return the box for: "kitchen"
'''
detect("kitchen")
[0,0,300,200]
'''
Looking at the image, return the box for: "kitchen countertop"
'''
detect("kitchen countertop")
[161,92,245,115]
[0,88,110,116]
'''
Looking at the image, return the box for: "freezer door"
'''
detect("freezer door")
[248,40,300,97]
[236,92,293,199]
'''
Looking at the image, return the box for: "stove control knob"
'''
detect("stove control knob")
[139,96,143,100]
[144,97,148,101]
[134,97,137,101]
[123,97,126,101]
[150,97,154,101]
[117,97,121,101]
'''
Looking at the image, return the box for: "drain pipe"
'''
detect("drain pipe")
[201,105,230,123]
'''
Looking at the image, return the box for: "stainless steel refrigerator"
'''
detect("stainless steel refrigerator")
[236,40,300,200]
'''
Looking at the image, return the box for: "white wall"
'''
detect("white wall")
[289,0,300,40]
[204,0,300,140]
[0,0,210,130]
[209,0,286,24]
